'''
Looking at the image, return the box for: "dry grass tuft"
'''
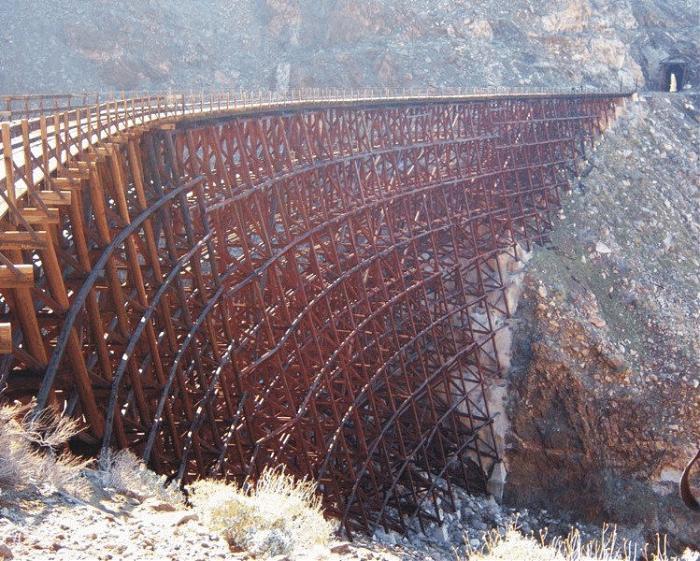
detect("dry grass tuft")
[98,449,183,504]
[0,403,89,497]
[469,523,693,561]
[189,466,333,557]
[470,528,562,561]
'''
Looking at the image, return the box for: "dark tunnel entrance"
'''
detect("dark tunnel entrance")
[662,61,687,92]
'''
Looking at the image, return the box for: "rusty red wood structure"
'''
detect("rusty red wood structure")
[0,88,629,534]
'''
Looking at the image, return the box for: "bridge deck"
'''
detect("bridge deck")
[0,87,631,220]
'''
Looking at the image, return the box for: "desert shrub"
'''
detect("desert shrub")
[98,449,183,504]
[469,523,689,561]
[0,403,88,497]
[470,528,562,561]
[189,467,333,557]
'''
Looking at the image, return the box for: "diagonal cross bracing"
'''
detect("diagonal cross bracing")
[0,91,628,534]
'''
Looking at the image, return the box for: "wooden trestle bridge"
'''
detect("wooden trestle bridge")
[0,87,630,534]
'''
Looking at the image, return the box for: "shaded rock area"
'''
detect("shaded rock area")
[367,478,650,560]
[0,0,697,92]
[504,92,700,549]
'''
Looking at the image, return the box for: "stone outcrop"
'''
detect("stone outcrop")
[502,93,700,549]
[0,0,696,92]
[506,274,699,547]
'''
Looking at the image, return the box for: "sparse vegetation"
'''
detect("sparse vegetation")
[189,466,333,557]
[0,403,89,498]
[0,405,330,558]
[468,523,694,561]
[1,402,695,560]
[97,449,183,505]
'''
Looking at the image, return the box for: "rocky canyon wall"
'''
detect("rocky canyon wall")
[0,0,697,93]
[503,93,700,548]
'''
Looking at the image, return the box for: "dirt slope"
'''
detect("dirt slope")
[505,92,700,549]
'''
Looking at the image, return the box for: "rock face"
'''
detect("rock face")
[0,0,697,92]
[503,93,700,549]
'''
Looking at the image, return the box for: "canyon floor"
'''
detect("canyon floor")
[0,465,696,561]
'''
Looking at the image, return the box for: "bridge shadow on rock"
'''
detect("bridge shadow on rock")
[0,93,626,535]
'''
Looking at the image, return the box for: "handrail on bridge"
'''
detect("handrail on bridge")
[1,85,632,121]
[0,85,633,248]
[0,86,632,224]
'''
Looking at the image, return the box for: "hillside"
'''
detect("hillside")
[0,0,697,93]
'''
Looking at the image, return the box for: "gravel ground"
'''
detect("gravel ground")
[0,470,652,561]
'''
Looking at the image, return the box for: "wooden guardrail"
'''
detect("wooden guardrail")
[1,93,101,121]
[0,86,633,224]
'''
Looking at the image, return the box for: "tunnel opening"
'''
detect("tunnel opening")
[661,59,688,92]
